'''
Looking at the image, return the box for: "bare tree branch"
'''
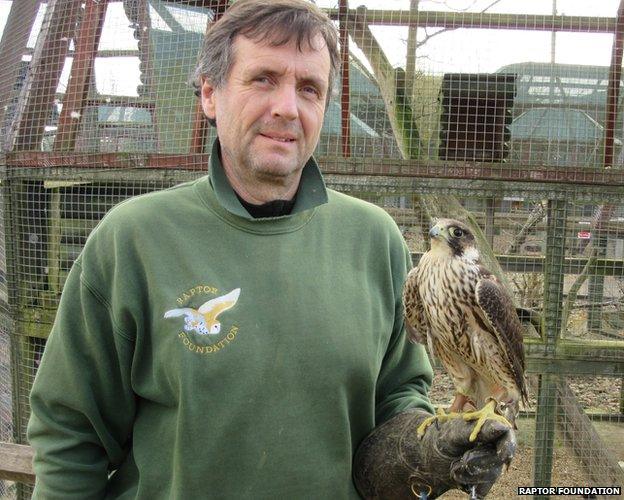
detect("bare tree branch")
[414,0,505,48]
[560,203,617,335]
[506,201,547,255]
[560,252,594,336]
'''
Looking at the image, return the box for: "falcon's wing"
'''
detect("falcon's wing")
[198,288,241,319]
[402,268,429,345]
[475,275,528,403]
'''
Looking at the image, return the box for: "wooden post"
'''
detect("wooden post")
[53,0,109,152]
[0,0,42,140]
[533,199,567,494]
[0,442,35,484]
[136,0,157,150]
[0,176,22,454]
[603,0,624,168]
[326,9,616,33]
[190,2,228,154]
[542,200,567,349]
[47,190,62,295]
[338,0,351,158]
[533,373,558,498]
[404,0,419,96]
[7,0,82,151]
[620,377,624,415]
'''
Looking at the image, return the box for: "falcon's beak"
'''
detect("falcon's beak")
[429,225,441,238]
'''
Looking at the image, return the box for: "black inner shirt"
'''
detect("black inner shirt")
[236,193,297,218]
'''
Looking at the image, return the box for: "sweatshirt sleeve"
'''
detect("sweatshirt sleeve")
[27,259,136,499]
[374,245,435,424]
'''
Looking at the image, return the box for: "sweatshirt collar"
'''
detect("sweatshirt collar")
[208,139,328,220]
[195,139,328,233]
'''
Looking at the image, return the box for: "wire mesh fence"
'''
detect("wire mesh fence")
[0,0,623,498]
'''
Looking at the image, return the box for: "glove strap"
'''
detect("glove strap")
[410,483,432,499]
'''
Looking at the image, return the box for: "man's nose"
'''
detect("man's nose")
[270,84,299,121]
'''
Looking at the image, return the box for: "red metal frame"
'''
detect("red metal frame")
[5,151,624,187]
[190,1,229,154]
[53,0,108,152]
[0,0,42,133]
[10,0,82,151]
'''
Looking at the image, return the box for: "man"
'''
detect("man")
[28,1,514,498]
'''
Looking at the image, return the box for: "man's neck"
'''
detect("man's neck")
[230,179,299,205]
[220,155,302,205]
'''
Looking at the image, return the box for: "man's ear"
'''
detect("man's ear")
[200,77,217,121]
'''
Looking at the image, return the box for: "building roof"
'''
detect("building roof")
[496,62,620,111]
[510,107,621,145]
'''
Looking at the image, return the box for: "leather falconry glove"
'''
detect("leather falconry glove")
[353,409,516,499]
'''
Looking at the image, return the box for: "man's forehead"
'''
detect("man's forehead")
[231,34,330,79]
[232,33,329,62]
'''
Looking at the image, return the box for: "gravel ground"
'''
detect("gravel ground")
[429,367,622,415]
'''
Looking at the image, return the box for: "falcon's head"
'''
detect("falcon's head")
[428,219,479,262]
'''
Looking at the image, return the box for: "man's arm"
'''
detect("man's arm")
[374,316,435,423]
[27,261,136,499]
[374,244,435,424]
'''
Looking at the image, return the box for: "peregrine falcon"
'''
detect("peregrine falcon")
[403,219,528,441]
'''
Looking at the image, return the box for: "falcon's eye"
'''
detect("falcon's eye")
[451,227,464,238]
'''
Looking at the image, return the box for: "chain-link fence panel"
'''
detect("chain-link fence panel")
[0,1,623,499]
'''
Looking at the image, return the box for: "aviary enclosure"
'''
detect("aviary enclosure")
[0,1,623,498]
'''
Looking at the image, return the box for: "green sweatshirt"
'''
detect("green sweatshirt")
[27,142,434,499]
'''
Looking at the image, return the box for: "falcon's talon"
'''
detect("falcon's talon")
[416,407,461,439]
[462,400,512,442]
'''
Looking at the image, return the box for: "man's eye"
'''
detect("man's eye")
[451,227,464,237]
[301,85,320,97]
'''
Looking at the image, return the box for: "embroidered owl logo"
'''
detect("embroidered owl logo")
[164,288,241,335]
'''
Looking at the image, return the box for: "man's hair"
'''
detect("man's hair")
[194,0,340,101]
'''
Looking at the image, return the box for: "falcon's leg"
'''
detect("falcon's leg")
[416,392,466,439]
[448,392,469,413]
[462,399,512,442]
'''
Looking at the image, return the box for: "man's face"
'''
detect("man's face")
[200,34,330,193]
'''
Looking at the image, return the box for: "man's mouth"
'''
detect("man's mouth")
[260,133,296,143]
